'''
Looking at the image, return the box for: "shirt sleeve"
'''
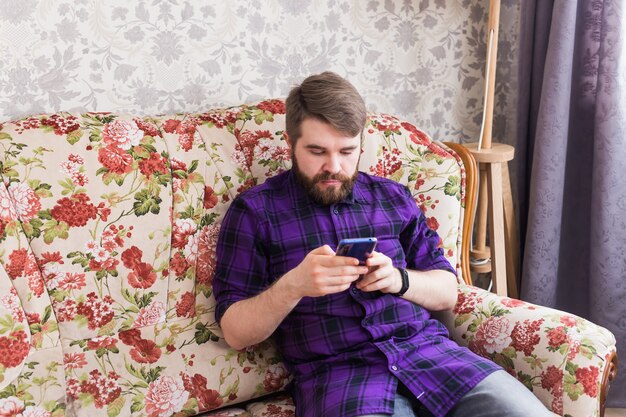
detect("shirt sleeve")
[213,196,270,324]
[399,186,456,275]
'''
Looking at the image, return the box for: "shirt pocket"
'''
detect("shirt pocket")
[374,235,406,266]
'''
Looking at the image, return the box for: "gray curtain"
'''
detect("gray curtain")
[516,0,626,407]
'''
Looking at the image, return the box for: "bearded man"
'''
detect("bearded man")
[213,72,552,417]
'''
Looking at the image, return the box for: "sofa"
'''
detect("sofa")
[0,99,617,417]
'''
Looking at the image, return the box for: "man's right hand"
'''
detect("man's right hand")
[220,245,367,350]
[280,245,368,299]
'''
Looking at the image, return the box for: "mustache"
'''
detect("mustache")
[312,172,351,183]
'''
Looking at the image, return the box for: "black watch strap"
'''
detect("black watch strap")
[394,268,410,297]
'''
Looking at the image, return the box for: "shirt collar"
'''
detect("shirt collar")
[287,169,369,208]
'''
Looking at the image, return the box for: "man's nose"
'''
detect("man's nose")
[323,154,341,173]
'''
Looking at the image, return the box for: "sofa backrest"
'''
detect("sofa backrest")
[0,99,466,416]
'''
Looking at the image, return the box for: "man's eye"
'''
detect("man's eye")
[341,150,355,155]
[311,150,324,155]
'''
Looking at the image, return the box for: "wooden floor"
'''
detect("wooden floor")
[607,409,626,417]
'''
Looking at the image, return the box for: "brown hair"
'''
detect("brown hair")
[285,71,367,144]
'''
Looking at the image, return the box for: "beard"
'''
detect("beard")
[292,155,359,206]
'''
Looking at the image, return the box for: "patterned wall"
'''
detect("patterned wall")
[0,0,519,144]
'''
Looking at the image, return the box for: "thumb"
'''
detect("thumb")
[311,244,335,256]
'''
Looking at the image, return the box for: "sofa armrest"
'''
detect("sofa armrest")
[433,285,617,417]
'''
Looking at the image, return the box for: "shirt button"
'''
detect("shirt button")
[362,318,372,326]
[391,365,398,372]
[333,208,339,214]
[351,287,358,294]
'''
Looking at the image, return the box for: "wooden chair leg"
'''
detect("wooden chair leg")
[502,163,519,298]
[487,162,507,296]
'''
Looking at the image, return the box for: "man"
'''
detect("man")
[213,72,552,417]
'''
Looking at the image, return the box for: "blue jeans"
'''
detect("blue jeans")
[358,370,554,417]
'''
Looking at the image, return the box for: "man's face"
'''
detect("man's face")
[291,118,361,205]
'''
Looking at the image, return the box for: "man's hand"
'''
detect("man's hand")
[356,251,402,294]
[281,245,368,299]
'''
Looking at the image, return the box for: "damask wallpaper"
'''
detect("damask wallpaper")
[0,0,519,145]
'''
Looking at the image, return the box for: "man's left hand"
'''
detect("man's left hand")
[356,251,402,294]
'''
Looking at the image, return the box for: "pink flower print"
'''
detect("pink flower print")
[370,147,402,177]
[72,172,88,186]
[58,272,86,292]
[170,157,187,173]
[196,224,220,286]
[511,319,544,356]
[560,315,578,327]
[41,114,79,136]
[0,330,29,368]
[576,366,600,397]
[178,133,194,151]
[92,247,110,263]
[20,406,52,417]
[272,146,290,162]
[63,352,88,370]
[145,375,189,417]
[42,263,62,289]
[0,288,25,323]
[0,184,18,221]
[175,292,195,318]
[474,316,513,353]
[28,273,45,297]
[102,119,143,150]
[6,182,41,221]
[172,218,196,249]
[101,224,128,252]
[55,298,78,322]
[453,291,479,315]
[0,396,25,417]
[257,137,275,160]
[98,145,133,174]
[84,240,99,254]
[68,154,84,164]
[6,248,39,279]
[567,338,582,360]
[501,297,525,308]
[60,155,89,186]
[135,301,166,327]
[263,364,290,392]
[184,232,199,265]
[256,99,285,114]
[76,292,114,330]
[72,369,121,408]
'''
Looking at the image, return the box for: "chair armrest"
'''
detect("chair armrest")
[442,142,477,286]
[433,285,617,417]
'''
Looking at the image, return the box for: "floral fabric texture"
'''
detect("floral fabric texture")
[0,99,617,417]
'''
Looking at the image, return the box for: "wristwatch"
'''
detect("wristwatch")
[394,268,410,297]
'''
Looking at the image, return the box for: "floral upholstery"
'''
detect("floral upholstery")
[0,100,616,417]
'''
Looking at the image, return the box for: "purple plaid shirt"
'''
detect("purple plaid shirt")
[214,170,499,417]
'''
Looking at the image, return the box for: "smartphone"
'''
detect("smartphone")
[336,237,378,265]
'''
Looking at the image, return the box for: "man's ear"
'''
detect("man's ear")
[284,131,292,150]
